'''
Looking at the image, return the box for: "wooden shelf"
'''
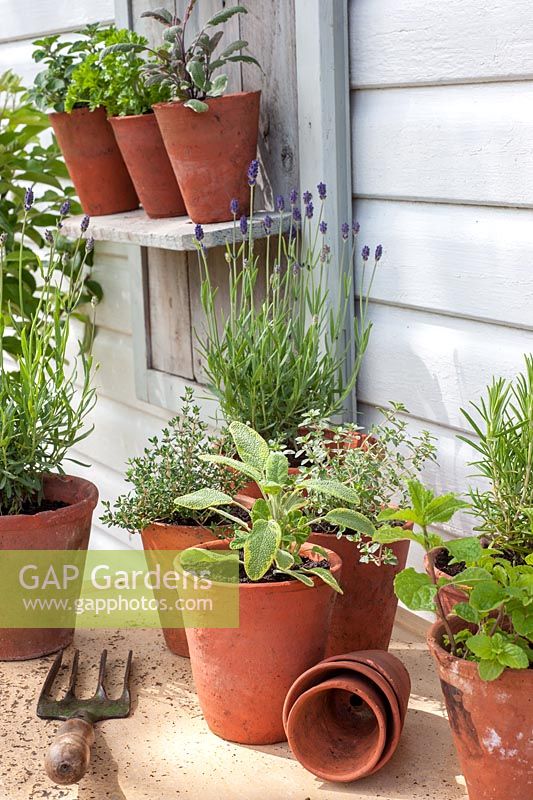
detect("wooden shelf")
[62,209,287,252]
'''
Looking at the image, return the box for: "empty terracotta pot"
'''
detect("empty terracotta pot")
[309,530,410,656]
[0,474,98,661]
[183,540,342,744]
[49,107,138,216]
[428,619,533,800]
[109,113,186,219]
[153,91,260,223]
[141,522,217,658]
[286,673,388,782]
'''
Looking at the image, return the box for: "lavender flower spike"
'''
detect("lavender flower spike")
[24,188,34,211]
[293,206,302,223]
[59,198,71,216]
[289,188,298,205]
[263,214,273,233]
[341,222,350,240]
[375,244,383,262]
[317,182,327,200]
[352,220,361,235]
[44,229,54,245]
[240,215,248,237]
[80,214,90,233]
[194,223,204,242]
[275,195,285,212]
[362,245,370,261]
[319,221,327,235]
[230,198,239,216]
[86,237,95,254]
[303,190,312,205]
[247,159,259,187]
[305,202,314,219]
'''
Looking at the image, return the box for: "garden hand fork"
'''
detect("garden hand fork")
[37,649,133,785]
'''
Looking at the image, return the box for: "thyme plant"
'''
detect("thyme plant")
[295,404,437,563]
[373,480,533,681]
[0,196,96,515]
[105,2,260,113]
[459,356,533,559]
[195,170,381,445]
[101,388,245,534]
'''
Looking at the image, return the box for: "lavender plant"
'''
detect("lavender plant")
[194,168,381,446]
[0,195,96,515]
[105,2,259,112]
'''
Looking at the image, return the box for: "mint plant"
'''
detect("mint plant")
[371,480,533,681]
[105,2,260,113]
[176,422,376,589]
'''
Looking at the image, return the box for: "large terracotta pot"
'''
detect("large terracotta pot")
[49,107,138,216]
[141,522,216,658]
[183,540,342,744]
[309,530,410,656]
[153,91,260,223]
[428,618,533,800]
[109,113,186,219]
[0,474,98,661]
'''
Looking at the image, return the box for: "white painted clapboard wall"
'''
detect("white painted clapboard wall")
[350,0,533,549]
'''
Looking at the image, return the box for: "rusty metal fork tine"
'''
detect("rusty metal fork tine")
[39,651,63,702]
[63,649,80,701]
[95,649,108,699]
[120,651,133,704]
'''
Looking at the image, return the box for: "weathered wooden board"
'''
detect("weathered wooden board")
[350,0,533,88]
[353,199,533,330]
[358,304,533,432]
[0,0,114,43]
[352,82,533,207]
[91,243,134,336]
[147,249,194,378]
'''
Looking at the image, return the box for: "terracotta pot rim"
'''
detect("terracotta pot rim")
[189,539,342,592]
[0,474,98,530]
[109,111,156,123]
[49,106,106,120]
[143,520,216,533]
[152,90,261,111]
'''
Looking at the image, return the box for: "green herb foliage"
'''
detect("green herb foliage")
[0,204,96,515]
[105,2,260,112]
[101,389,245,534]
[29,25,105,113]
[65,28,170,116]
[459,355,533,559]
[176,422,377,590]
[195,180,379,445]
[295,404,437,564]
[372,480,533,681]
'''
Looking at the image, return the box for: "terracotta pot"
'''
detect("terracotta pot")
[109,113,186,219]
[141,522,217,658]
[284,650,410,775]
[298,426,377,455]
[49,107,138,216]
[309,530,410,656]
[425,548,468,617]
[0,475,98,661]
[428,618,533,800]
[183,540,342,744]
[286,673,388,782]
[153,91,260,223]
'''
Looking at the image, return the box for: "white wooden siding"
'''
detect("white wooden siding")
[350,0,533,544]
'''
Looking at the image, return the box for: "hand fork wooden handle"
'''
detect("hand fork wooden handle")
[37,649,133,786]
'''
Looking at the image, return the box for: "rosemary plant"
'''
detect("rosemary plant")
[459,356,533,559]
[194,169,381,445]
[0,194,96,515]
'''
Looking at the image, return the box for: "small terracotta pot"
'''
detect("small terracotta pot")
[286,673,388,782]
[183,539,342,744]
[0,475,98,661]
[109,113,186,219]
[298,427,377,455]
[428,618,533,800]
[425,548,468,617]
[283,651,410,775]
[49,107,138,216]
[309,530,410,656]
[153,91,260,223]
[141,522,217,658]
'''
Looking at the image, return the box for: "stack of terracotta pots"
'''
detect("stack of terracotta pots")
[49,92,261,223]
[283,650,411,783]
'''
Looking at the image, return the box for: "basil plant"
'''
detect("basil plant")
[176,422,376,591]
